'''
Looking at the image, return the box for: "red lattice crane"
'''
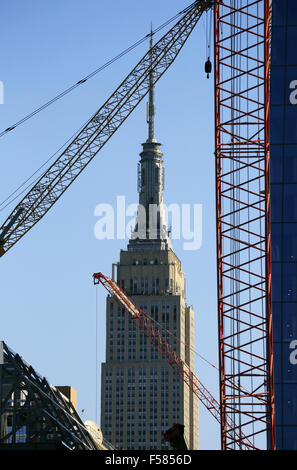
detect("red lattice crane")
[214,0,275,450]
[93,272,256,450]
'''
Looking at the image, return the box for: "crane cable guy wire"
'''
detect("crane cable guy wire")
[0,1,200,140]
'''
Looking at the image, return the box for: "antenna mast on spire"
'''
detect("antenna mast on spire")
[147,25,156,143]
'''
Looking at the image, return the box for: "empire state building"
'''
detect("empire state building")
[100,37,199,450]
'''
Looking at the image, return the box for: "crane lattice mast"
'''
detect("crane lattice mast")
[214,0,275,450]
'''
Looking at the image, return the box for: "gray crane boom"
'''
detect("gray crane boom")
[0,0,212,257]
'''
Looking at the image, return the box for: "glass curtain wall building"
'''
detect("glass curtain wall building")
[271,0,297,450]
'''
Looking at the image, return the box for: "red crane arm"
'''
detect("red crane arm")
[93,272,256,450]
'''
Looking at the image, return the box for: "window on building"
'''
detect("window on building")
[141,277,148,295]
[152,278,160,295]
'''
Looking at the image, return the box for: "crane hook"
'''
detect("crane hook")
[205,57,212,79]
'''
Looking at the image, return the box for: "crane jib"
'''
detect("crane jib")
[0,1,212,257]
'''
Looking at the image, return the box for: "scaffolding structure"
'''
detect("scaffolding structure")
[0,341,114,450]
[214,0,275,449]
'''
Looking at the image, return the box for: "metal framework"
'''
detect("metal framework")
[0,341,114,450]
[93,272,256,450]
[0,0,277,451]
[214,0,275,449]
[0,0,212,258]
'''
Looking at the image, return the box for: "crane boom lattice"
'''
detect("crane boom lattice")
[93,272,257,450]
[0,0,212,257]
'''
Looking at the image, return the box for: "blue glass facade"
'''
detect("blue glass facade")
[271,0,297,450]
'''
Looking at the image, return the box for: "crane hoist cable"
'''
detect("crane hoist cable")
[0,1,201,140]
[93,272,257,450]
[0,0,213,258]
[204,7,213,78]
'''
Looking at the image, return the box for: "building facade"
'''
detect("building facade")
[100,48,198,450]
[271,0,297,450]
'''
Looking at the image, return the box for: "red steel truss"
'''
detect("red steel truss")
[214,0,275,449]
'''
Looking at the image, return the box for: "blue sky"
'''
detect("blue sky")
[0,0,219,449]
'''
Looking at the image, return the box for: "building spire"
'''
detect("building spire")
[147,25,156,143]
[128,25,172,252]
